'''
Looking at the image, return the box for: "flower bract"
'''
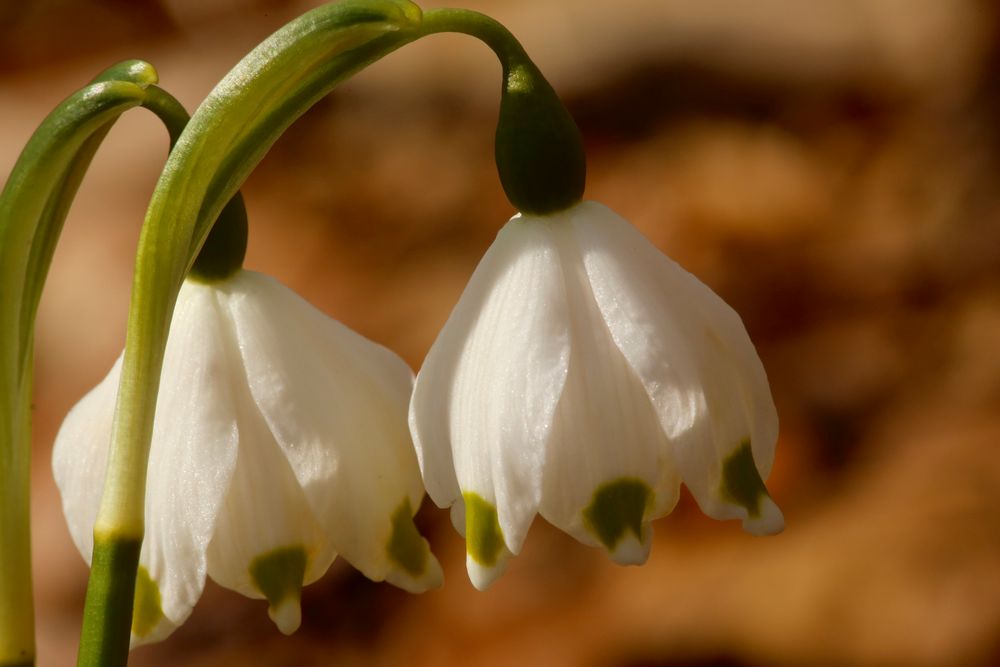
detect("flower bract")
[53,269,441,646]
[409,200,783,590]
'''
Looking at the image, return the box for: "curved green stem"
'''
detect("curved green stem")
[0,59,246,666]
[3,5,577,662]
[84,3,583,664]
[0,63,157,667]
[140,86,190,145]
[419,8,586,214]
[92,0,424,540]
[79,4,423,665]
[74,95,249,667]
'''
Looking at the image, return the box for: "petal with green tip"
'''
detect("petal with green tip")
[582,479,654,565]
[462,493,510,590]
[383,498,443,592]
[53,281,242,648]
[573,201,781,532]
[221,271,439,592]
[249,546,307,635]
[204,358,333,622]
[537,216,679,559]
[409,218,572,562]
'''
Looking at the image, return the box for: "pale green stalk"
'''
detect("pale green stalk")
[80,3,583,664]
[77,4,424,665]
[0,62,159,667]
[0,59,232,666]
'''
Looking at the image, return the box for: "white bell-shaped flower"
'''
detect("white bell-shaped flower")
[53,269,442,646]
[409,201,782,590]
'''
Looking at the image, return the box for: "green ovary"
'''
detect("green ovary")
[387,498,429,577]
[131,566,164,638]
[720,439,770,517]
[249,545,307,608]
[463,492,505,566]
[583,478,653,551]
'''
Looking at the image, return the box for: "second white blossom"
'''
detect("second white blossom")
[409,201,783,590]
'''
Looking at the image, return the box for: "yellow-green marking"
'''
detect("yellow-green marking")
[131,566,163,638]
[249,545,307,609]
[720,439,771,516]
[387,498,429,577]
[583,478,652,551]
[463,492,505,566]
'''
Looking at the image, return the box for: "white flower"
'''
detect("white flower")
[409,201,782,590]
[53,269,442,646]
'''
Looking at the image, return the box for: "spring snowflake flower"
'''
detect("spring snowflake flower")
[53,270,441,646]
[409,201,782,590]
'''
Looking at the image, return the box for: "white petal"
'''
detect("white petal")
[133,281,243,645]
[455,494,512,591]
[409,216,571,573]
[204,386,334,632]
[53,280,243,647]
[447,496,512,591]
[667,253,780,478]
[572,202,781,533]
[197,278,337,632]
[466,548,511,591]
[52,359,191,647]
[219,271,439,592]
[537,218,679,564]
[52,358,121,568]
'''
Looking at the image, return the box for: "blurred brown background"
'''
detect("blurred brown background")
[3,0,1000,665]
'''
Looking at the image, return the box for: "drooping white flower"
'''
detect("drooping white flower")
[409,200,782,590]
[53,269,441,646]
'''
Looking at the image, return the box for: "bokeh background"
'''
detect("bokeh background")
[3,0,1000,665]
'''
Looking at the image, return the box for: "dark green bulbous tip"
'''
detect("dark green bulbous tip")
[188,192,249,283]
[495,59,586,215]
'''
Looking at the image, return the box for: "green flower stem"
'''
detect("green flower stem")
[0,59,236,666]
[78,537,141,667]
[79,4,422,665]
[0,362,33,667]
[418,8,586,214]
[92,0,424,536]
[77,98,250,666]
[81,3,582,663]
[0,62,158,667]
[139,85,189,145]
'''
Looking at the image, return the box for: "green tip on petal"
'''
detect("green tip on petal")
[131,566,164,639]
[721,439,784,536]
[249,545,307,635]
[720,440,769,517]
[583,478,653,565]
[385,497,443,592]
[387,498,428,577]
[463,493,505,567]
[462,492,510,590]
